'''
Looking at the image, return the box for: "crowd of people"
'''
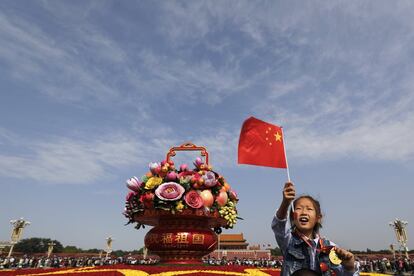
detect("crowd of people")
[203,256,283,267]
[204,256,414,274]
[0,255,158,270]
[356,257,413,274]
[1,254,413,275]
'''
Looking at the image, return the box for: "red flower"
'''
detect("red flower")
[184,190,204,209]
[178,170,194,178]
[140,193,154,208]
[229,189,238,201]
[126,191,137,201]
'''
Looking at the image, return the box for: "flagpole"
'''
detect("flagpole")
[281,127,294,213]
[280,127,291,183]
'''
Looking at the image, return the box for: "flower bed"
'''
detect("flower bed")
[0,265,281,275]
[0,265,386,275]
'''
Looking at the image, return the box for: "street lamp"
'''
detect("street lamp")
[105,236,113,259]
[389,218,409,259]
[390,244,396,260]
[143,246,148,260]
[8,218,31,257]
[47,241,56,258]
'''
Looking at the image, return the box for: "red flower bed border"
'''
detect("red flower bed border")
[0,265,281,275]
[0,265,382,275]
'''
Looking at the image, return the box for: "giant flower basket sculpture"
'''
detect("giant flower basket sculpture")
[123,143,240,264]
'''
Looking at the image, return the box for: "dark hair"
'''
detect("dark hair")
[292,268,322,276]
[289,195,323,233]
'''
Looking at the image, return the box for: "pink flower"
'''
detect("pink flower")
[165,171,178,181]
[193,157,203,168]
[155,182,185,201]
[184,190,204,209]
[180,163,189,171]
[202,171,217,187]
[126,176,142,192]
[149,162,161,175]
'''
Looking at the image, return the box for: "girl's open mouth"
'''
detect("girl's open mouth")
[299,217,309,223]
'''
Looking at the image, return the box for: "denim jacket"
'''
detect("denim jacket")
[272,215,359,276]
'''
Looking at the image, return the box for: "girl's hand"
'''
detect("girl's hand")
[283,182,295,204]
[276,182,295,220]
[335,247,355,272]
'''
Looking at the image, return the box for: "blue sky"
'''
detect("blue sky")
[1,1,414,252]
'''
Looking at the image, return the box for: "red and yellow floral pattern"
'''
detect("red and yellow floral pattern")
[0,265,386,276]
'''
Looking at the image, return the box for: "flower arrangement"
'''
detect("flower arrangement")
[124,157,240,230]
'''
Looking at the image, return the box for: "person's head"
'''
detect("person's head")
[289,195,322,238]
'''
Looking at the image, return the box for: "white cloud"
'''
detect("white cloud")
[159,1,212,43]
[0,127,243,185]
[0,10,126,105]
[0,134,157,185]
[193,127,239,169]
[0,4,264,109]
[259,69,414,163]
[0,127,19,145]
[136,50,255,105]
[285,112,414,162]
[2,1,414,167]
[139,0,414,163]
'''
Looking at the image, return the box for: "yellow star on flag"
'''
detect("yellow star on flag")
[274,131,282,142]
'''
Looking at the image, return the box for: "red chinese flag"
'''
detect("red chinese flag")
[238,117,287,168]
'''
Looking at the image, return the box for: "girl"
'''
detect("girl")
[272,182,359,276]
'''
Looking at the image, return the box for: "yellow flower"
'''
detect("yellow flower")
[175,200,184,211]
[145,177,163,190]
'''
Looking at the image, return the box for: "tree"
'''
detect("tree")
[85,248,100,253]
[14,238,63,254]
[113,250,125,257]
[62,245,81,253]
[270,247,282,256]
